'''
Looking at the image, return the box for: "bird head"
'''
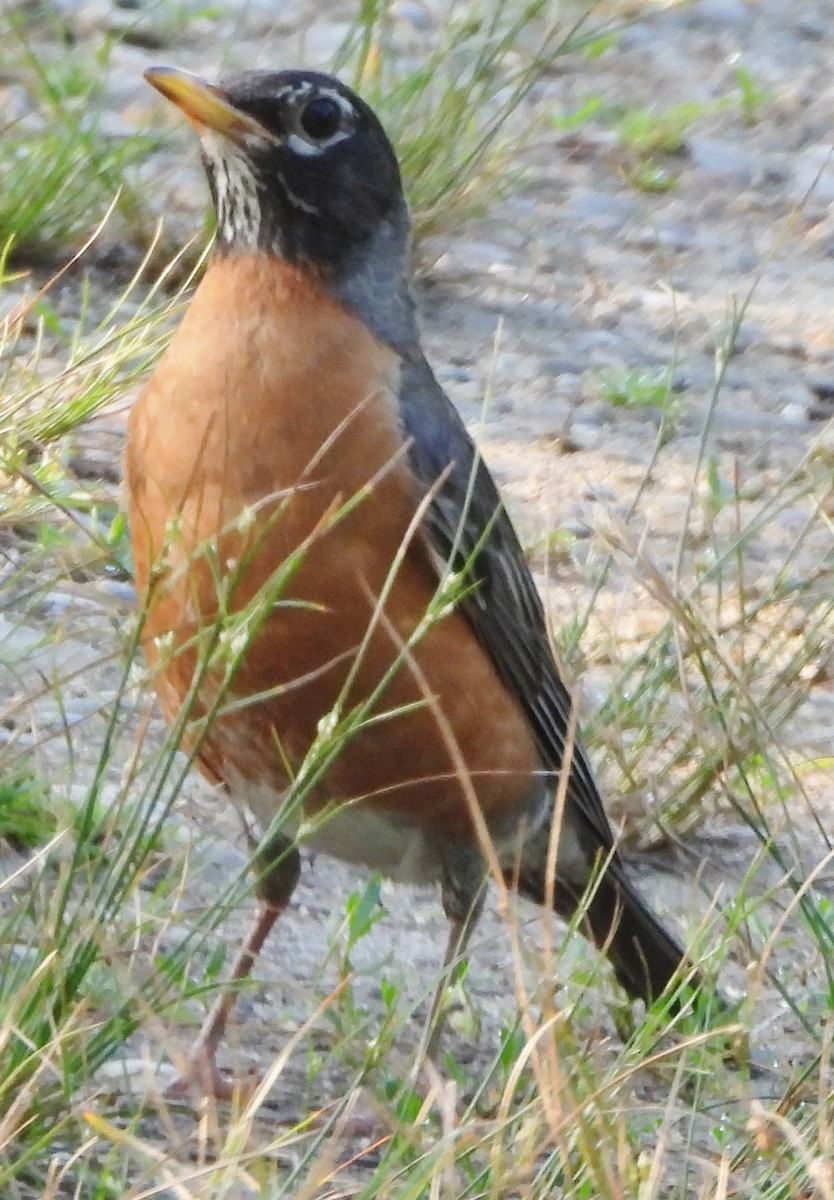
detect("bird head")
[145,66,415,346]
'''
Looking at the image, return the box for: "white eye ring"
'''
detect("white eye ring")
[285,87,356,155]
[284,132,335,157]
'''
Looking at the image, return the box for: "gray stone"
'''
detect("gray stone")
[794,15,825,40]
[563,422,603,451]
[781,401,810,425]
[492,351,534,378]
[564,191,640,228]
[436,365,473,384]
[392,1,433,32]
[685,0,754,31]
[293,23,353,69]
[756,157,791,186]
[561,519,593,537]
[624,224,696,252]
[0,618,98,679]
[658,222,697,252]
[101,42,160,111]
[688,137,756,184]
[541,357,587,377]
[107,10,171,49]
[793,145,834,204]
[435,240,514,275]
[807,374,834,402]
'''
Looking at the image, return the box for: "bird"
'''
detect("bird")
[127,64,700,1099]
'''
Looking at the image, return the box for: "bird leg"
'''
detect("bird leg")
[166,834,301,1102]
[420,880,485,1064]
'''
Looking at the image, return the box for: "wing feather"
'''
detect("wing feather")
[399,355,617,854]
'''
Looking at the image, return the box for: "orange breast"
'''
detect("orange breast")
[126,255,539,839]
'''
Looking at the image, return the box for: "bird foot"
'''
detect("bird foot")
[163,1060,391,1147]
[164,1053,263,1105]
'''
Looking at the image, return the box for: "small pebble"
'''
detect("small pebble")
[687,137,756,185]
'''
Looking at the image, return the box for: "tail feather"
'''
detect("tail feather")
[582,869,692,1005]
[515,856,695,1007]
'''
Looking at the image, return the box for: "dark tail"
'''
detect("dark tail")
[583,867,694,1005]
[515,856,696,1007]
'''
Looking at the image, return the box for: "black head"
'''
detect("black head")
[145,67,410,285]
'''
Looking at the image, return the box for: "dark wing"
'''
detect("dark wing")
[399,354,617,854]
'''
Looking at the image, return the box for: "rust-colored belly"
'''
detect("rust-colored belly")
[126,255,539,848]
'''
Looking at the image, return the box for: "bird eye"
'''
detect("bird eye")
[298,96,344,141]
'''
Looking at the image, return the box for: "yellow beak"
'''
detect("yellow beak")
[144,66,271,143]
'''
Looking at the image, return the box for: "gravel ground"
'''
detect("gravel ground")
[4,0,834,1188]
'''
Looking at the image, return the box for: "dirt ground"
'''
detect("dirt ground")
[5,0,834,1185]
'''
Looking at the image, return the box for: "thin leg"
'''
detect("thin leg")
[167,899,286,1100]
[167,835,301,1101]
[422,908,480,1062]
[420,868,487,1065]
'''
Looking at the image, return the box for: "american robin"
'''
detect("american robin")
[128,65,701,1098]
